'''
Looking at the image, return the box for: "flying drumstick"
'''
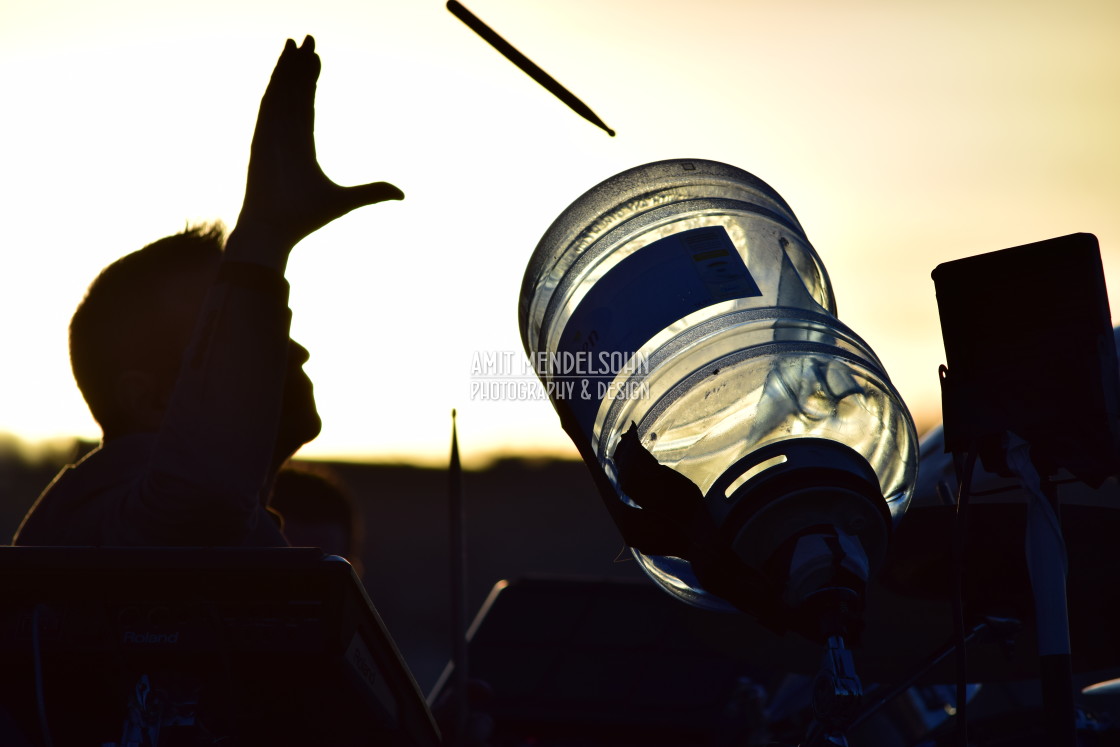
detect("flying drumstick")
[447,0,616,137]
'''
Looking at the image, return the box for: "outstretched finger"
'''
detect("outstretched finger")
[306,182,405,239]
[262,38,297,96]
[341,181,406,210]
[297,35,321,79]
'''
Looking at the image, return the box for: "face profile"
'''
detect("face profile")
[278,338,323,459]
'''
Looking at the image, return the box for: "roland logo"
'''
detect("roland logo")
[122,631,180,645]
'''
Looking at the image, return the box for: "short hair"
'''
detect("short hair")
[69,222,226,436]
[270,464,364,560]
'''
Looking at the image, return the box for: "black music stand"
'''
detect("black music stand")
[933,233,1120,747]
[0,547,440,747]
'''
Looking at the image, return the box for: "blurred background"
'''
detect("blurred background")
[3,0,1119,465]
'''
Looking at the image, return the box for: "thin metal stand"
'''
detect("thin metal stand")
[802,636,862,747]
[1006,437,1076,747]
[449,410,469,745]
[848,617,1021,734]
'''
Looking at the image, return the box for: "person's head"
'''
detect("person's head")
[271,464,365,575]
[69,223,320,456]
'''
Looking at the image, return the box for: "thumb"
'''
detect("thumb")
[337,181,405,213]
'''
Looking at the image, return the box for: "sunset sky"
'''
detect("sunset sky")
[3,0,1119,467]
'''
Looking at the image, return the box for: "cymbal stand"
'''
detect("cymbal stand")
[801,635,862,747]
[847,616,1021,733]
[1005,436,1076,747]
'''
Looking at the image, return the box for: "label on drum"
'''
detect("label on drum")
[555,225,760,434]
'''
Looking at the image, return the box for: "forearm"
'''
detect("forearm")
[224,220,296,274]
[143,242,293,530]
[110,34,399,543]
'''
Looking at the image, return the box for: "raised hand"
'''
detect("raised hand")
[236,36,403,253]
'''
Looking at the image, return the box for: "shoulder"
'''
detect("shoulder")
[13,438,152,546]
